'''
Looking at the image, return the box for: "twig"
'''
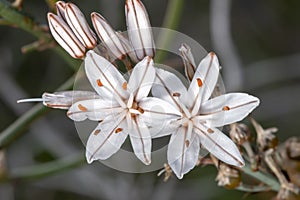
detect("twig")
[241,163,280,191]
[0,0,80,70]
[9,152,85,181]
[0,74,76,149]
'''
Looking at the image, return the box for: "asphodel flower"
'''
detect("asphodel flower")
[147,52,260,179]
[48,1,97,59]
[66,50,179,165]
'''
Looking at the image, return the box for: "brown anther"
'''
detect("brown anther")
[132,101,138,109]
[172,92,181,97]
[197,78,203,87]
[122,82,127,90]
[137,107,144,114]
[185,140,190,148]
[78,104,88,111]
[94,129,101,135]
[222,106,230,111]
[115,128,123,134]
[97,79,103,87]
[207,128,214,134]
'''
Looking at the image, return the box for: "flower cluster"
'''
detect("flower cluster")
[18,0,260,179]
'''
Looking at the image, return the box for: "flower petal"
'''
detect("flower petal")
[67,98,121,121]
[188,52,220,115]
[85,50,128,105]
[86,112,127,163]
[139,97,181,137]
[91,12,127,60]
[198,93,260,127]
[179,43,196,82]
[55,1,66,21]
[127,56,155,101]
[152,68,189,110]
[42,90,99,109]
[125,0,155,60]
[129,116,152,165]
[116,31,139,63]
[65,3,97,49]
[167,124,200,179]
[48,13,85,59]
[194,125,244,167]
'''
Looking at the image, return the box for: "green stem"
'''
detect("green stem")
[0,75,76,149]
[9,152,85,181]
[0,0,80,70]
[241,163,280,191]
[236,183,271,192]
[155,0,184,62]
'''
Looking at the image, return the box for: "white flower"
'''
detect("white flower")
[67,50,178,165]
[149,52,260,179]
[48,1,97,59]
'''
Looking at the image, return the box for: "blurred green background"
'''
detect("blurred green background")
[0,0,300,199]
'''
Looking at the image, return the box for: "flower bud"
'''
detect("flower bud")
[91,12,127,60]
[65,3,97,49]
[179,43,196,82]
[125,0,155,60]
[48,13,86,59]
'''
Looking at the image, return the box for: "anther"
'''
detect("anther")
[172,92,181,97]
[197,78,203,87]
[97,79,103,87]
[207,128,214,134]
[78,104,88,111]
[115,128,123,134]
[137,107,144,114]
[222,106,230,111]
[122,82,127,90]
[185,140,190,148]
[94,129,101,135]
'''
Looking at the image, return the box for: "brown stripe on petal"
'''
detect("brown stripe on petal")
[93,129,101,135]
[185,140,190,148]
[78,104,88,111]
[222,106,230,111]
[209,52,215,58]
[115,128,123,134]
[207,128,214,134]
[97,79,103,87]
[197,78,203,87]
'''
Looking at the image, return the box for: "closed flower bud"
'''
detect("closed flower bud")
[48,2,97,59]
[91,12,127,60]
[179,43,196,82]
[125,0,155,60]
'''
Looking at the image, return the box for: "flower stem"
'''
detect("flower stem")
[241,163,280,191]
[0,75,76,149]
[0,0,80,70]
[8,152,85,182]
[155,0,184,63]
